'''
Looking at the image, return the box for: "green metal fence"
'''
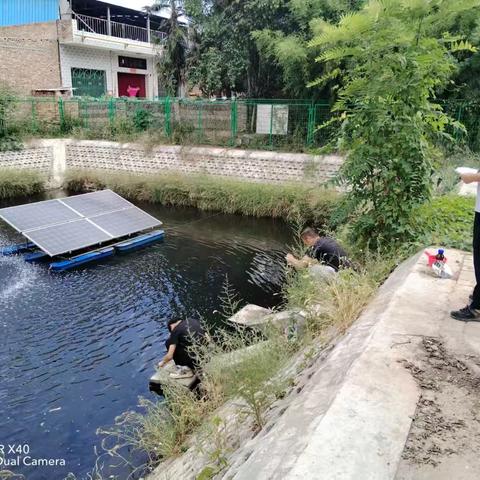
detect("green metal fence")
[3,97,478,152]
[2,97,335,151]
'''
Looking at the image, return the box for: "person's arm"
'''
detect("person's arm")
[301,255,318,266]
[461,172,480,184]
[158,344,176,368]
[286,253,316,269]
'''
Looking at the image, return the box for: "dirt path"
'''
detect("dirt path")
[396,255,480,480]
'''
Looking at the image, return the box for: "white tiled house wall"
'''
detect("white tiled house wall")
[60,45,158,98]
[60,45,114,94]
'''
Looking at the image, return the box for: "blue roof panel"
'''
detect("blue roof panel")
[0,0,59,27]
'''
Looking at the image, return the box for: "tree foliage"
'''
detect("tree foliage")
[150,0,362,99]
[311,0,479,248]
[252,0,364,98]
[149,0,188,96]
[185,0,291,97]
[0,85,21,151]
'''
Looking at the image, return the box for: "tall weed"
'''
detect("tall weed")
[0,169,45,200]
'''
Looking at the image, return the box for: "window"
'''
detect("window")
[71,68,106,97]
[118,56,147,70]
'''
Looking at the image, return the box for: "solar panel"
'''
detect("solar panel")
[0,200,81,232]
[91,208,162,238]
[61,190,132,217]
[24,220,113,257]
[0,190,162,257]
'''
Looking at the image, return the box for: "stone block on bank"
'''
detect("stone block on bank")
[308,264,336,283]
[262,310,308,338]
[229,304,307,338]
[228,304,272,326]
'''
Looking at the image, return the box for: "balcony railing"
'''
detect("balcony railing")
[74,13,167,44]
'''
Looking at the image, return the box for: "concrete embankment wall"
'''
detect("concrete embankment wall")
[0,139,342,187]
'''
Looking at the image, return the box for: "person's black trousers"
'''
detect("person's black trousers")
[471,212,480,309]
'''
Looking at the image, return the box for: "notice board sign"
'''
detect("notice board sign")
[256,104,289,135]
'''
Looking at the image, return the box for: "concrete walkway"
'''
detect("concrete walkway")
[221,249,480,480]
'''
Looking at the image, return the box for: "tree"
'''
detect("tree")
[185,0,291,97]
[252,0,365,99]
[311,0,479,248]
[149,1,188,96]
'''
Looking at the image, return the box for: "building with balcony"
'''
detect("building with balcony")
[0,0,168,98]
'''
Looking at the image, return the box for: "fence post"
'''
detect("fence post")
[31,99,38,133]
[197,101,203,141]
[230,99,238,146]
[108,97,116,127]
[269,103,274,149]
[164,96,172,137]
[58,98,65,132]
[307,104,316,147]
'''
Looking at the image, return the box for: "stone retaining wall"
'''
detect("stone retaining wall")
[0,139,343,186]
[0,146,53,175]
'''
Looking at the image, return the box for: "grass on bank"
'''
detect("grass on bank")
[65,170,340,226]
[0,168,45,200]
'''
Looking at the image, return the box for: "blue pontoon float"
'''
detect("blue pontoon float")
[0,190,164,271]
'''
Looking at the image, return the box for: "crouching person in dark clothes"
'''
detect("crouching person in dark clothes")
[157,318,206,379]
[286,227,351,272]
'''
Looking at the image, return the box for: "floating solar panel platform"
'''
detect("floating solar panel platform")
[0,190,164,270]
[114,230,165,253]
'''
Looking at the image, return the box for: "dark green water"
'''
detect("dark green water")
[0,195,292,479]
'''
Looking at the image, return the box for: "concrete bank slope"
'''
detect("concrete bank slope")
[222,248,480,480]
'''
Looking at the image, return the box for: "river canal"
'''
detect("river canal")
[0,195,291,479]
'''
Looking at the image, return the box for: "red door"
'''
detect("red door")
[118,73,146,98]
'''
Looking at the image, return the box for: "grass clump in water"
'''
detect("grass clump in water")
[0,169,45,200]
[64,170,340,225]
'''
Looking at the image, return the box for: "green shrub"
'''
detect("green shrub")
[313,1,478,248]
[132,109,154,132]
[415,195,475,251]
[172,121,195,144]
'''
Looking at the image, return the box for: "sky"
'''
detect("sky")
[98,0,190,22]
[104,0,155,8]
[98,0,173,17]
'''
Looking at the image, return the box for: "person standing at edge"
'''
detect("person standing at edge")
[451,170,480,321]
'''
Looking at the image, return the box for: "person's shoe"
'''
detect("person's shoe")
[450,305,480,322]
[169,366,194,379]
